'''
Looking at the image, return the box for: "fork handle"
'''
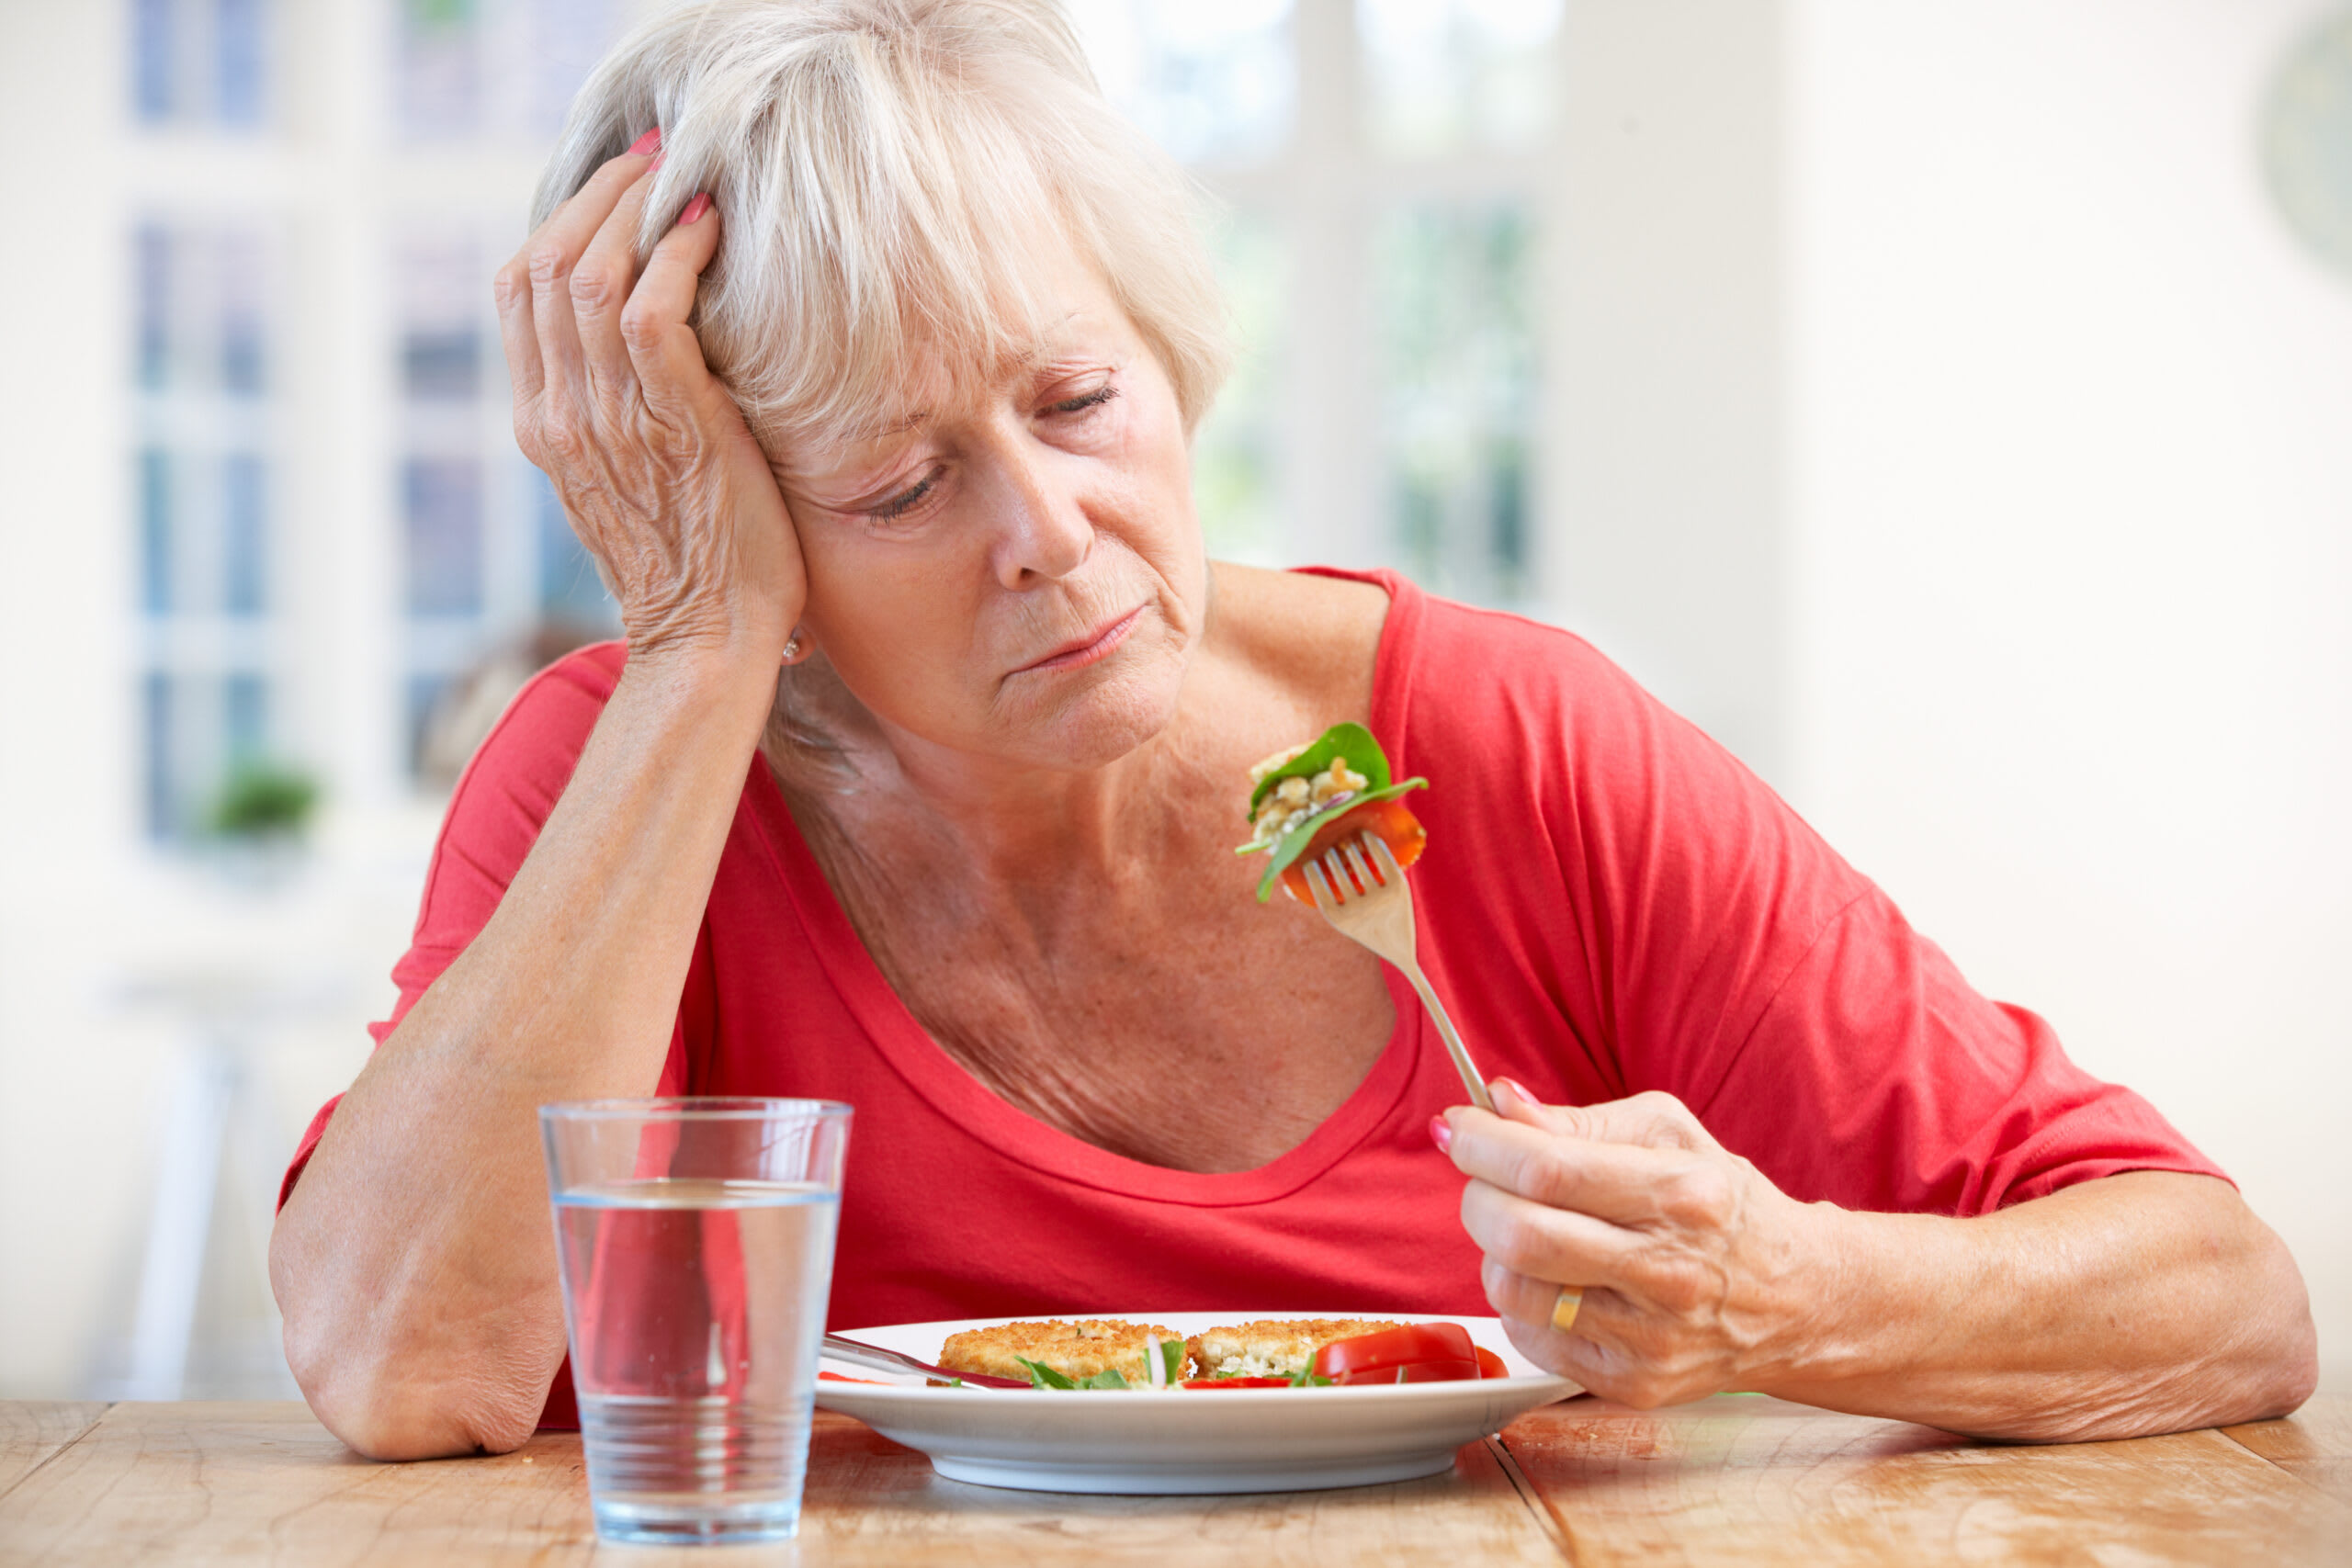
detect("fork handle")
[822,1333,1024,1388]
[1395,957,1496,1113]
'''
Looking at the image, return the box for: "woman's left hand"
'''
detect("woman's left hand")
[1439,1081,1826,1406]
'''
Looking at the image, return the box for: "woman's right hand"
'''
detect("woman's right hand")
[494,134,806,669]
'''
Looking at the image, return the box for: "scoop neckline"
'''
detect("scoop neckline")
[743,566,1428,1207]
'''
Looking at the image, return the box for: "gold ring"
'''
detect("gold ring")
[1550,1286,1583,1334]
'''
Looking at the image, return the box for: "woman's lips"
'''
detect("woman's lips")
[1015,605,1145,675]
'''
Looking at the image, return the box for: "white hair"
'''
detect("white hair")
[534,0,1232,452]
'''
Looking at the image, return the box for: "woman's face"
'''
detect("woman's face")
[774,251,1208,775]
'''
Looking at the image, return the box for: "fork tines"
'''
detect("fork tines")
[1302,836,1395,906]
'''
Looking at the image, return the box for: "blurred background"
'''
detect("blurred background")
[0,0,2346,1401]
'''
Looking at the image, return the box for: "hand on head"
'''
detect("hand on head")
[494,130,808,671]
[1435,1080,1822,1409]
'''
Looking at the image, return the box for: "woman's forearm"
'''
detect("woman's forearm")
[1448,1089,2314,1442]
[269,649,780,1460]
[1766,1171,2317,1440]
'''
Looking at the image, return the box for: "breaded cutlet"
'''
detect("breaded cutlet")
[936,1319,1190,1384]
[1184,1318,1404,1381]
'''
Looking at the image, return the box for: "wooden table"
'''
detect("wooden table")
[3,1393,2346,1565]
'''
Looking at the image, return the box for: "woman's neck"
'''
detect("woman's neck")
[765,563,1261,886]
[776,651,1246,897]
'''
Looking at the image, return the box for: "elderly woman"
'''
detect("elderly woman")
[269,0,2313,1461]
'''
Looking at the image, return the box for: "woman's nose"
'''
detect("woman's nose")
[987,446,1092,587]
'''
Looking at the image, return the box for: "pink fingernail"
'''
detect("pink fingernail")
[628,127,662,157]
[679,192,712,225]
[1498,1077,1541,1107]
[1428,1114,1453,1154]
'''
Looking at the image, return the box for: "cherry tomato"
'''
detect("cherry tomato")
[1180,1377,1295,1390]
[1309,1322,1481,1386]
[1278,796,1428,904]
[1476,1347,1509,1380]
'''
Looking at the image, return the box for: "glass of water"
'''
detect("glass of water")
[539,1097,851,1546]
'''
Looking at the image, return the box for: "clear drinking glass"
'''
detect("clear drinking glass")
[540,1097,851,1546]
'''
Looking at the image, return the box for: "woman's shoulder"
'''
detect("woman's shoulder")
[1408,596,1639,717]
[386,640,633,986]
[1210,562,1389,680]
[1207,562,1651,751]
[464,641,627,772]
[435,640,630,848]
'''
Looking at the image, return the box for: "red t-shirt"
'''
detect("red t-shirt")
[284,569,2222,1428]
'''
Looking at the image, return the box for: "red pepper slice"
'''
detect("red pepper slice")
[1278,795,1429,905]
[1309,1322,1482,1386]
[1180,1377,1295,1390]
[1475,1347,1509,1380]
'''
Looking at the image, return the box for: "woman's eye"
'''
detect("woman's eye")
[1047,384,1119,417]
[866,472,937,522]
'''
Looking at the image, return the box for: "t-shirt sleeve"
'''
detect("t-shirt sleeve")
[1701,886,2229,1213]
[276,644,628,1211]
[1443,605,2225,1217]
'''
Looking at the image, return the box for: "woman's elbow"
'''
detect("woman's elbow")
[2158,1201,2321,1435]
[2237,1220,2320,1423]
[273,1239,546,1460]
[285,1320,544,1461]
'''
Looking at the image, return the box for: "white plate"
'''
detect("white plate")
[813,1310,1579,1495]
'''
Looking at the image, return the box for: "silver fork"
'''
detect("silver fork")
[1302,834,1496,1113]
[822,1333,1027,1388]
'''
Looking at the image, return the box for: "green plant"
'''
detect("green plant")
[209,761,320,840]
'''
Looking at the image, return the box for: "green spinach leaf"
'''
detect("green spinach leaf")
[1014,1357,1078,1391]
[1246,722,1392,817]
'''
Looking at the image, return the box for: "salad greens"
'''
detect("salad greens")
[1188,1366,1337,1388]
[1238,722,1426,903]
[1014,1337,1188,1392]
[1246,722,1391,815]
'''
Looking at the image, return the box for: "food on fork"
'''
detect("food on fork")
[1238,723,1429,903]
[936,1318,1191,1390]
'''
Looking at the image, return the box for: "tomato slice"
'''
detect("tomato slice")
[1475,1347,1509,1380]
[1180,1377,1295,1390]
[1309,1322,1482,1386]
[1278,795,1428,904]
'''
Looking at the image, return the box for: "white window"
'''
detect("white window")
[393,0,625,142]
[130,213,286,836]
[390,220,619,780]
[121,0,1565,827]
[1082,0,1563,609]
[130,0,272,130]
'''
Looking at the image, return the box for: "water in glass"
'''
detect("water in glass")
[553,1176,841,1544]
